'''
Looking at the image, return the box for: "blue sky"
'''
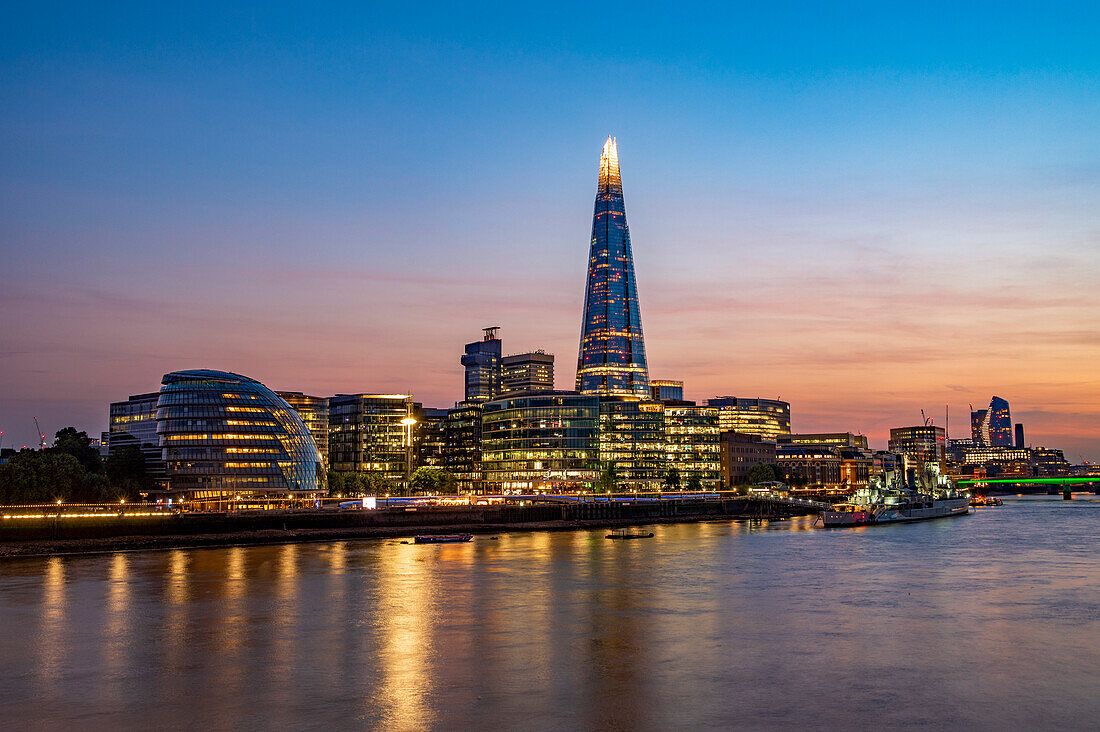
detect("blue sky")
[2,1,1099,458]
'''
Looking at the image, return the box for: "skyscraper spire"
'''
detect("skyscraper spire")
[576,136,650,398]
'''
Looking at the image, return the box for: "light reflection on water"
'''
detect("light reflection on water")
[1,497,1098,729]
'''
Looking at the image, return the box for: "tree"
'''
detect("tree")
[410,467,441,494]
[0,450,93,504]
[327,469,345,496]
[410,467,459,495]
[340,471,391,496]
[745,462,779,486]
[105,444,153,499]
[53,427,103,474]
[685,473,703,492]
[598,462,618,493]
[663,467,681,490]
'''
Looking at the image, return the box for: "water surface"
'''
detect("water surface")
[1,497,1097,729]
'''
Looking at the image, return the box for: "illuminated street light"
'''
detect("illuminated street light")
[401,415,417,492]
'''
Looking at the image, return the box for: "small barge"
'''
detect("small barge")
[413,534,473,544]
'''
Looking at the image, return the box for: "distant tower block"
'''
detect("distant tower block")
[501,351,554,394]
[461,327,502,402]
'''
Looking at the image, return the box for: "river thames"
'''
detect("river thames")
[1,496,1097,730]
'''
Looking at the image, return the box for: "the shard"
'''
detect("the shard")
[576,136,650,398]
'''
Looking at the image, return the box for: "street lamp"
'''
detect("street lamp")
[401,416,417,493]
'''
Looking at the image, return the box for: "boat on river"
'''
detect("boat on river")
[819,486,969,528]
[413,534,473,544]
[969,495,1003,507]
[605,529,654,540]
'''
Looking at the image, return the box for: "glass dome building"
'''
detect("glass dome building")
[156,369,323,502]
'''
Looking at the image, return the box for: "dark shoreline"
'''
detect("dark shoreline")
[0,512,797,559]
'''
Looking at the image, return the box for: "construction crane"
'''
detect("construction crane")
[33,416,46,450]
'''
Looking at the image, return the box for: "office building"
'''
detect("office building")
[1015,423,1025,449]
[276,392,329,466]
[718,431,777,488]
[481,392,599,490]
[838,448,873,492]
[650,380,684,403]
[988,396,1013,447]
[706,397,791,440]
[1032,447,1071,477]
[444,403,483,491]
[461,327,502,402]
[328,393,415,481]
[108,392,165,481]
[663,406,720,487]
[779,432,869,450]
[156,370,322,500]
[576,137,650,398]
[888,425,947,473]
[598,398,666,489]
[776,445,843,494]
[971,408,990,446]
[413,407,449,470]
[501,351,555,394]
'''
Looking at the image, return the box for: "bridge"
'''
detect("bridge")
[956,477,1099,486]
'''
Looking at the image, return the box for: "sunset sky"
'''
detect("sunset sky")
[2,3,1099,459]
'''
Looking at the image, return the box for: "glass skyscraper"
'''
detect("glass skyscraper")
[987,396,1013,447]
[576,136,650,398]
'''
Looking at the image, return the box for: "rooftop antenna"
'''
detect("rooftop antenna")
[483,326,500,341]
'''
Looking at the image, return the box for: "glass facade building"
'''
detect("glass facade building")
[108,392,166,482]
[663,406,720,487]
[987,396,1013,447]
[413,407,449,469]
[461,328,502,403]
[156,370,323,499]
[650,380,684,403]
[779,432,869,450]
[328,394,414,481]
[598,398,666,489]
[576,137,650,398]
[481,392,599,490]
[971,408,990,446]
[276,392,329,467]
[706,397,791,440]
[444,403,483,491]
